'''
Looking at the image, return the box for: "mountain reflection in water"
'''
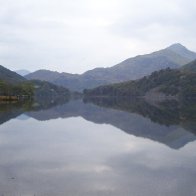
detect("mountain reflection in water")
[1,97,195,149]
[0,97,196,196]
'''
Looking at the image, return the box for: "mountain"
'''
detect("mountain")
[0,65,71,98]
[82,43,196,81]
[84,67,196,99]
[25,69,79,83]
[25,43,196,91]
[166,43,196,60]
[181,59,196,72]
[25,69,103,91]
[15,69,31,76]
[0,65,26,84]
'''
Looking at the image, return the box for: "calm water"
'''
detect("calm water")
[0,98,196,196]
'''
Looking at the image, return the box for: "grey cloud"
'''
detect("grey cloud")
[110,0,196,36]
[0,0,195,73]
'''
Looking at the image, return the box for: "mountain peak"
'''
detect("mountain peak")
[168,43,186,49]
[167,43,187,51]
[165,43,196,60]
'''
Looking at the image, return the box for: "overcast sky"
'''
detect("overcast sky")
[0,0,196,73]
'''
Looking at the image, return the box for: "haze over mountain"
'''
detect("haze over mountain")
[15,69,31,76]
[26,43,196,91]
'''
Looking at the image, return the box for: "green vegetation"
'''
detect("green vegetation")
[84,68,196,99]
[0,65,25,84]
[0,64,72,100]
[181,59,196,73]
[31,80,70,98]
[0,64,34,100]
[0,79,71,100]
[0,80,34,100]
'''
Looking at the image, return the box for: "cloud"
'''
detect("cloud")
[110,0,196,45]
[0,0,195,73]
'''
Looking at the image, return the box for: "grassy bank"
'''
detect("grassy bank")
[0,96,19,101]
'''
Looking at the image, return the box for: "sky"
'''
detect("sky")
[0,0,196,74]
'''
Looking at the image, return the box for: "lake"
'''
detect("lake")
[0,97,196,196]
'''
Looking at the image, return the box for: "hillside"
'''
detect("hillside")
[30,80,71,98]
[0,79,71,99]
[0,65,26,84]
[84,67,196,99]
[25,43,196,91]
[26,69,107,92]
[0,65,71,99]
[181,59,196,73]
[83,43,196,81]
[0,65,32,99]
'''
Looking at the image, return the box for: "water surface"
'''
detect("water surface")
[0,98,196,196]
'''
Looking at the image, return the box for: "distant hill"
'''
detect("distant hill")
[0,65,71,98]
[84,68,196,99]
[15,69,31,76]
[0,65,26,84]
[26,69,79,83]
[26,43,196,91]
[82,43,196,81]
[181,59,196,72]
